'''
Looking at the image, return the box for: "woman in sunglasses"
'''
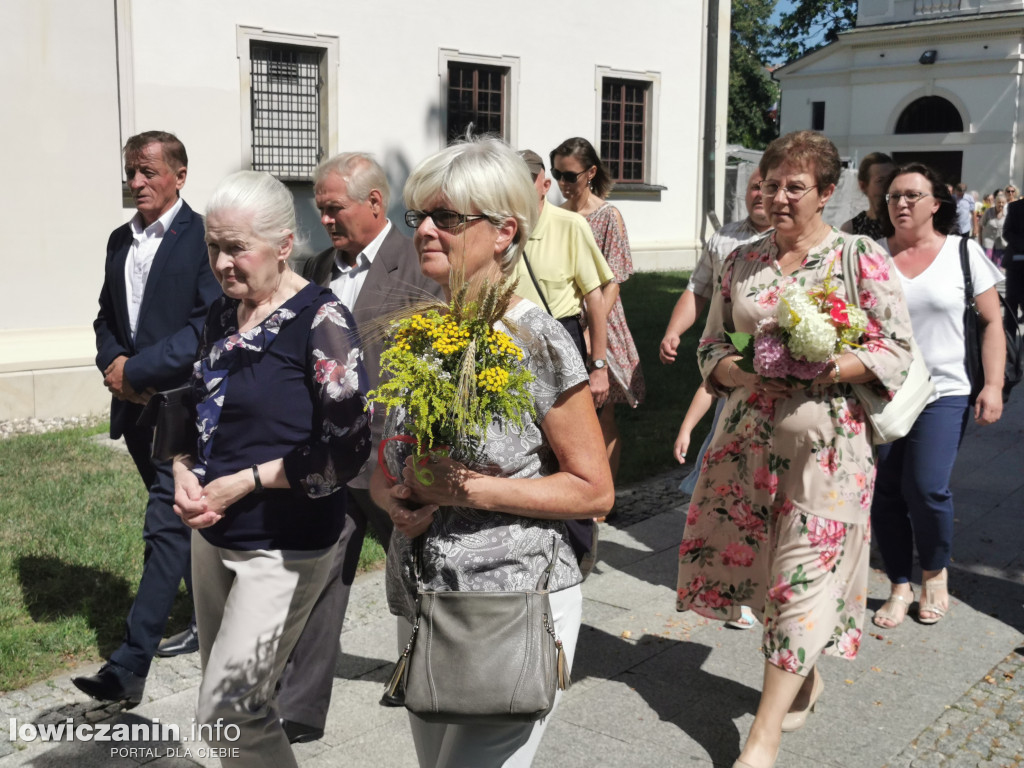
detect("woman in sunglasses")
[550,136,645,485]
[373,136,614,767]
[676,131,915,768]
[870,163,1005,631]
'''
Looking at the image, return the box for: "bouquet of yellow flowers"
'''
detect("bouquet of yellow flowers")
[368,278,535,482]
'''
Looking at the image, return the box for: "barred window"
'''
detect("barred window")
[250,42,324,179]
[601,78,650,183]
[447,62,507,142]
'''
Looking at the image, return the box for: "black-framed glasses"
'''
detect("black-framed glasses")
[885,191,931,205]
[404,209,489,230]
[551,167,592,184]
[758,182,818,201]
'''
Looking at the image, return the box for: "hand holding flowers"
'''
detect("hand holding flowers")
[368,278,536,484]
[726,264,868,390]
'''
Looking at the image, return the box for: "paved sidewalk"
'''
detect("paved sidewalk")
[1,395,1022,767]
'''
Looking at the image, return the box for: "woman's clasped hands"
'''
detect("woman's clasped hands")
[172,459,249,530]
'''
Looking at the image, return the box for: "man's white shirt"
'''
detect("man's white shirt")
[329,220,392,312]
[124,197,184,339]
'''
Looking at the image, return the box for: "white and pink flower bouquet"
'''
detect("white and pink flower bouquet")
[728,271,868,381]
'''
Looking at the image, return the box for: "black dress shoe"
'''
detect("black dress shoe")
[281,719,324,744]
[156,624,199,657]
[72,662,145,709]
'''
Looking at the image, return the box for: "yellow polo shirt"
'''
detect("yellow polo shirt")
[512,203,614,319]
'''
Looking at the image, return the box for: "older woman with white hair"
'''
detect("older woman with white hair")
[172,171,370,767]
[370,137,614,767]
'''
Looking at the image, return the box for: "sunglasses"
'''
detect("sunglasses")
[404,209,489,230]
[551,167,592,184]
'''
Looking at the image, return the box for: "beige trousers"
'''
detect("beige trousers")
[192,531,336,768]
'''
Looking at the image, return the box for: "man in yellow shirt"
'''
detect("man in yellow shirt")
[514,149,614,406]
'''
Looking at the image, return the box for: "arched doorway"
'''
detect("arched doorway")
[892,96,965,184]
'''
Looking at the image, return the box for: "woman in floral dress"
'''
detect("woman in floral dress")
[550,136,645,481]
[675,132,915,768]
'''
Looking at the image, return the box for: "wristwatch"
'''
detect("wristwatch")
[590,358,607,371]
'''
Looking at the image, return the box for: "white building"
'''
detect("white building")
[0,0,730,421]
[774,0,1024,191]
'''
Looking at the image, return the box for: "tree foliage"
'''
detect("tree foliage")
[728,0,779,150]
[769,0,858,64]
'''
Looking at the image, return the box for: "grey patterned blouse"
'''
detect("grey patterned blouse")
[385,299,589,621]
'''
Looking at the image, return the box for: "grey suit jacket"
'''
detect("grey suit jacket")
[302,225,444,481]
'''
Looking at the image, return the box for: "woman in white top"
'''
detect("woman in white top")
[871,163,1005,629]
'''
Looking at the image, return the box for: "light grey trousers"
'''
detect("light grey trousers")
[397,584,583,768]
[192,531,336,768]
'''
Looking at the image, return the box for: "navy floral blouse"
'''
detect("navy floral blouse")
[191,283,370,551]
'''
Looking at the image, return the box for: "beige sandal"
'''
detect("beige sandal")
[919,570,948,625]
[872,588,914,628]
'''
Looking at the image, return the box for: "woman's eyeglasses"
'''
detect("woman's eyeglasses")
[404,209,488,230]
[757,182,818,201]
[551,167,592,184]
[885,191,931,205]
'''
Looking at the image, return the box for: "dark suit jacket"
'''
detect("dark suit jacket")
[94,200,221,439]
[1003,199,1024,257]
[301,225,443,471]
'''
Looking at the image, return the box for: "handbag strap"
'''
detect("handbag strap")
[959,237,978,312]
[535,536,561,591]
[521,251,555,317]
[841,235,863,309]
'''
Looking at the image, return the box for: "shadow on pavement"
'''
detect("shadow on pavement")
[573,625,757,766]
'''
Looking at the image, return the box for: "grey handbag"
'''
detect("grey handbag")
[382,537,571,724]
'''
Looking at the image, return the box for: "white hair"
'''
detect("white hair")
[403,136,537,276]
[205,171,306,253]
[313,152,391,211]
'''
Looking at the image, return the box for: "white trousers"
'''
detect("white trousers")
[192,531,336,768]
[398,584,583,768]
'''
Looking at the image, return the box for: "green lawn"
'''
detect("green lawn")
[0,425,385,692]
[615,270,709,485]
[0,269,698,691]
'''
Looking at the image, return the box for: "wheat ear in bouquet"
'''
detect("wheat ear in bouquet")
[367,269,536,484]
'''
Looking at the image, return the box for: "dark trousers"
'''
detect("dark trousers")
[1005,258,1024,325]
[870,396,970,583]
[276,487,393,729]
[111,424,194,677]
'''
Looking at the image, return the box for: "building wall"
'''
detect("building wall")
[777,15,1024,196]
[0,0,724,419]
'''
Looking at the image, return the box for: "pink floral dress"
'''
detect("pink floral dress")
[586,203,645,407]
[676,228,915,674]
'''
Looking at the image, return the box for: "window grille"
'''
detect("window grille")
[250,43,323,178]
[447,63,506,142]
[601,79,649,182]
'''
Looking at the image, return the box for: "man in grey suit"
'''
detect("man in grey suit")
[276,152,442,743]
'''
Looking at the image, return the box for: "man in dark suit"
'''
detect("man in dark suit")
[1002,192,1024,325]
[74,131,220,707]
[276,152,442,743]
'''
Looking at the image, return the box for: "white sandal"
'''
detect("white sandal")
[872,588,914,628]
[919,570,948,625]
[725,605,758,630]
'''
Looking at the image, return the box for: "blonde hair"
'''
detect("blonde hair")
[404,136,537,276]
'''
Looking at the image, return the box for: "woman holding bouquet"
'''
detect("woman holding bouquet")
[370,136,614,767]
[675,131,915,768]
